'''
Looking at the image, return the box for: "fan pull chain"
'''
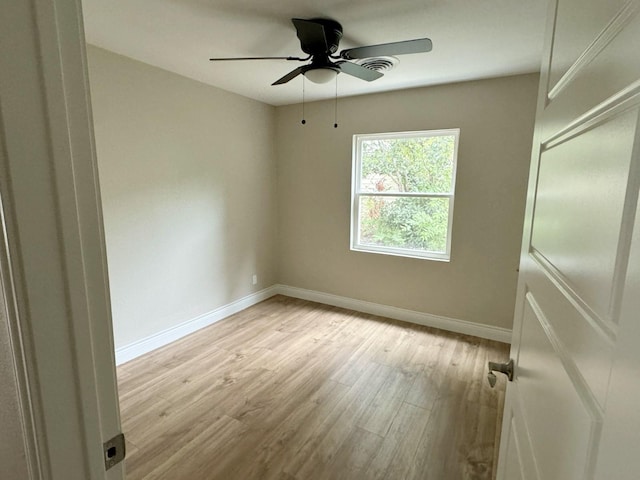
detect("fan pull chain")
[301,77,306,125]
[334,75,338,128]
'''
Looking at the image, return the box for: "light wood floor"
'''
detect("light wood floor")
[117,295,510,480]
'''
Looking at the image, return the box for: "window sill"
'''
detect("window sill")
[350,245,451,262]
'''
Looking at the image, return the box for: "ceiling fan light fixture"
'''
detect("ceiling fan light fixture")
[209,17,432,87]
[304,67,338,84]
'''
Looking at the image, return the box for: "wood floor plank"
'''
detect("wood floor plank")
[404,334,456,409]
[140,414,250,480]
[228,379,349,480]
[320,427,385,480]
[329,320,393,386]
[157,347,274,406]
[290,361,392,480]
[356,366,416,436]
[363,401,433,480]
[259,381,353,480]
[118,295,510,480]
[406,368,500,480]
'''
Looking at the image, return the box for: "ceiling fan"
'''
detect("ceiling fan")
[209,18,432,86]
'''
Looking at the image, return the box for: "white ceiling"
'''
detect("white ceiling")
[82,0,548,106]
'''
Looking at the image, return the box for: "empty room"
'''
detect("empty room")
[1,1,639,480]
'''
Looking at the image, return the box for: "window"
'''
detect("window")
[351,129,459,261]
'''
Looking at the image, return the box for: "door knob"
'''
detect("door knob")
[487,359,514,388]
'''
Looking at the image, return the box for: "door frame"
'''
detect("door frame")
[0,0,123,478]
[495,1,555,475]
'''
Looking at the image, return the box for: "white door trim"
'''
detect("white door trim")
[0,0,123,478]
[0,195,41,479]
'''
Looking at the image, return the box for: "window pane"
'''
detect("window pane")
[359,196,450,253]
[359,135,455,194]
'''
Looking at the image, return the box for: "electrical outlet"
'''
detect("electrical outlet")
[252,274,257,285]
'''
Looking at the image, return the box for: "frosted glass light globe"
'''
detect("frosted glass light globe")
[304,68,338,84]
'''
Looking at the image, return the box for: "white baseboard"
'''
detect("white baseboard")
[114,286,279,365]
[276,284,512,344]
[116,283,511,365]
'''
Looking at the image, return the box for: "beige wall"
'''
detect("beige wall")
[89,49,537,346]
[87,46,278,348]
[275,74,539,330]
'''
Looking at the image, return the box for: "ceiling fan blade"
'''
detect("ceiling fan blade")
[292,18,329,54]
[340,38,432,60]
[209,56,308,61]
[337,61,383,82]
[272,66,306,86]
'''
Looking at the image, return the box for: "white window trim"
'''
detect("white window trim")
[350,129,460,262]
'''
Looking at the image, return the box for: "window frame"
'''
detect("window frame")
[350,129,460,261]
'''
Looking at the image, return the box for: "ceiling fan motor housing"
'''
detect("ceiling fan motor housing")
[299,18,343,55]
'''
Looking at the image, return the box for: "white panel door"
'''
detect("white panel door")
[496,0,640,479]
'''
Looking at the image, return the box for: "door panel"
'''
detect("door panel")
[497,0,640,479]
[525,259,615,406]
[532,110,637,325]
[548,0,626,90]
[499,393,541,480]
[518,294,599,480]
[544,3,640,142]
[502,418,525,480]
[594,191,640,478]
